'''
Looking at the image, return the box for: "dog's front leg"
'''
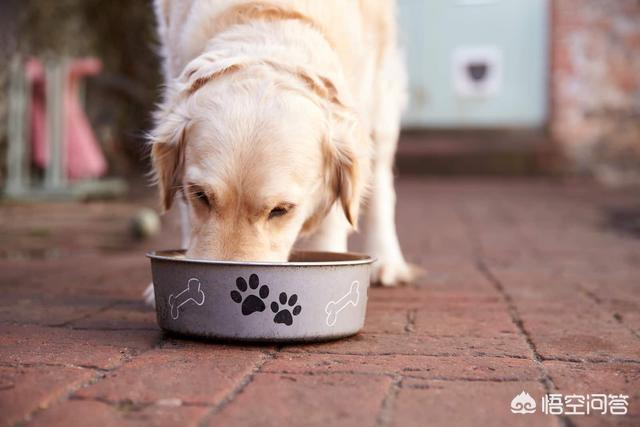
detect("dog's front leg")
[143,198,191,307]
[362,132,417,286]
[362,46,419,286]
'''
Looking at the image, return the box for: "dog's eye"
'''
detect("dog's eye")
[195,191,210,207]
[188,185,212,209]
[268,206,289,220]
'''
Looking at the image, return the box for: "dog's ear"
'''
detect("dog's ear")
[149,53,246,212]
[180,54,248,95]
[291,70,369,231]
[149,103,189,212]
[327,110,369,230]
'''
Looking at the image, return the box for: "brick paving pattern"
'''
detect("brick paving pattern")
[1,178,639,426]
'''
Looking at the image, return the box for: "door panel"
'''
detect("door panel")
[398,0,549,128]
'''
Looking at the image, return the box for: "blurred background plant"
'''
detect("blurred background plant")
[0,0,161,184]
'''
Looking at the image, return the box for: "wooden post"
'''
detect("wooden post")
[44,59,66,190]
[5,56,30,196]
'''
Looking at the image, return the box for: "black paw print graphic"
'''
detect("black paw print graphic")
[271,292,302,326]
[230,274,269,316]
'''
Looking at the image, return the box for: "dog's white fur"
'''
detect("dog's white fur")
[144,0,415,305]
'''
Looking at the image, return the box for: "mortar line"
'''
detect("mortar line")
[196,349,277,426]
[13,332,165,426]
[476,262,547,366]
[580,286,640,340]
[477,260,577,427]
[278,349,530,359]
[0,361,110,372]
[375,375,402,427]
[259,369,538,383]
[454,201,576,427]
[540,355,640,365]
[13,367,108,427]
[277,347,640,364]
[404,309,417,333]
[49,301,122,328]
[69,394,213,408]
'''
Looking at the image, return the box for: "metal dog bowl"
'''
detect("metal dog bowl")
[147,250,374,342]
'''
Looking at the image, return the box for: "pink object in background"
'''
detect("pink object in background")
[25,57,107,180]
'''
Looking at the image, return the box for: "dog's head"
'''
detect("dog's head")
[150,51,369,261]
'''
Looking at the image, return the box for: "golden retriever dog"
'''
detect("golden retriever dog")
[144,0,415,305]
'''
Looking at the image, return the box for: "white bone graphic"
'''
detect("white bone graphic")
[168,278,205,320]
[325,281,360,327]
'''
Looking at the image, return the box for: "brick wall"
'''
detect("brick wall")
[551,0,640,183]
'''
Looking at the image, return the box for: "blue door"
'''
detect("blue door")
[398,0,549,128]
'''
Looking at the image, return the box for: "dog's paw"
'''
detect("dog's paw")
[371,259,423,287]
[143,283,156,308]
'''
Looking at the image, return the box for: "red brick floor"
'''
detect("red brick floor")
[1,178,639,426]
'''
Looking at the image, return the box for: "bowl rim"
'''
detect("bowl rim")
[147,249,375,267]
